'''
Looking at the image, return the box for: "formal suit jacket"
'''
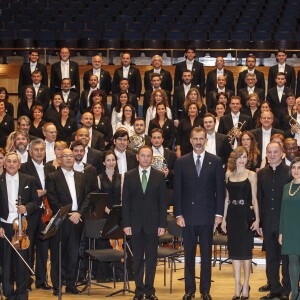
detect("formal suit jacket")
[46,168,90,216]
[5,102,14,118]
[0,172,39,221]
[295,70,300,98]
[20,158,56,204]
[237,69,266,93]
[63,90,79,115]
[237,87,265,108]
[173,151,225,226]
[206,89,234,113]
[111,92,139,115]
[17,100,36,121]
[173,84,199,120]
[174,60,205,96]
[250,127,284,154]
[143,89,171,118]
[0,114,14,148]
[83,163,98,194]
[18,62,48,97]
[217,113,253,135]
[55,117,78,145]
[214,132,232,163]
[205,68,235,94]
[122,167,167,234]
[268,64,296,92]
[86,147,102,175]
[114,149,138,174]
[35,85,51,110]
[163,148,177,187]
[92,116,113,143]
[243,107,261,126]
[79,89,108,114]
[91,129,105,151]
[112,66,142,98]
[50,61,80,95]
[266,86,293,115]
[83,68,112,95]
[144,68,173,92]
[257,162,291,231]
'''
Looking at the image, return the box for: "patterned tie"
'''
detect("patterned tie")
[196,155,201,177]
[142,170,148,193]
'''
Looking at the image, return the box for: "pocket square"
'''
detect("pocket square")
[24,185,29,189]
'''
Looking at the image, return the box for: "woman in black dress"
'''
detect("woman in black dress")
[148,102,175,149]
[55,103,78,145]
[29,105,46,139]
[44,93,63,123]
[221,146,260,300]
[91,102,113,148]
[17,85,37,121]
[243,93,260,125]
[175,103,203,157]
[0,99,14,148]
[0,87,14,117]
[182,87,207,119]
[88,89,108,114]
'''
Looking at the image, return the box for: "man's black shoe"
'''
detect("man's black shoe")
[53,288,59,296]
[280,294,289,300]
[183,292,195,300]
[260,293,281,300]
[259,283,271,292]
[65,286,81,294]
[201,293,212,300]
[133,295,144,300]
[36,282,52,290]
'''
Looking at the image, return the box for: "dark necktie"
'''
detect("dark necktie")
[196,155,201,177]
[142,170,148,193]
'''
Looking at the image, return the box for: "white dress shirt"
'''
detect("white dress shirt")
[45,140,55,163]
[247,86,255,94]
[115,122,135,137]
[216,68,224,79]
[262,127,272,159]
[186,59,194,71]
[82,146,88,164]
[30,61,37,73]
[33,83,40,96]
[32,160,45,190]
[93,68,101,88]
[61,60,70,79]
[138,166,151,183]
[111,108,123,134]
[183,83,191,97]
[153,68,161,74]
[277,86,284,102]
[123,66,130,78]
[17,150,28,164]
[62,168,78,211]
[115,150,127,175]
[62,91,70,103]
[152,145,164,157]
[74,161,85,173]
[205,132,217,155]
[278,63,285,73]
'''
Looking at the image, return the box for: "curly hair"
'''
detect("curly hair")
[150,89,169,108]
[227,146,248,172]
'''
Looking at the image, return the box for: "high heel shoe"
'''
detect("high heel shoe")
[240,286,250,300]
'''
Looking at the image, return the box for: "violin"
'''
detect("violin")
[41,195,52,225]
[11,196,30,250]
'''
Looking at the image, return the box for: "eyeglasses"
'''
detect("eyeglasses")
[61,154,74,158]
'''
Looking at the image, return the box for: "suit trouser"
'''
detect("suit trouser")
[263,228,290,294]
[1,222,29,300]
[50,218,82,289]
[131,228,158,297]
[182,224,213,294]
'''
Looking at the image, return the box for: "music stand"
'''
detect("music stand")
[102,206,135,297]
[40,204,72,300]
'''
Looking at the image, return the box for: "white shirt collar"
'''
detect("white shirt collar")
[6,173,19,180]
[62,167,74,176]
[32,159,44,170]
[262,127,272,134]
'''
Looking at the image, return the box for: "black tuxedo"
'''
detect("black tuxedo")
[163,148,177,188]
[205,68,235,94]
[50,60,80,95]
[83,68,112,95]
[257,163,291,294]
[82,163,98,194]
[268,64,296,92]
[112,66,142,98]
[0,172,39,299]
[173,151,224,294]
[86,147,102,175]
[111,92,139,115]
[55,117,78,145]
[173,84,199,120]
[113,149,138,174]
[295,70,300,98]
[237,69,266,93]
[35,85,51,110]
[243,107,261,125]
[62,90,79,115]
[266,86,293,116]
[237,87,265,108]
[20,159,56,286]
[90,129,105,151]
[46,168,90,289]
[174,60,205,96]
[18,62,48,97]
[142,88,171,118]
[206,89,234,113]
[217,113,253,135]
[144,68,173,92]
[122,167,167,297]
[79,89,108,114]
[250,127,284,155]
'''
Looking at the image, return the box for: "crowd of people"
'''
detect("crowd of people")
[0,46,299,300]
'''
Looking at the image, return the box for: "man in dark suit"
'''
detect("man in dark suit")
[174,127,224,300]
[46,148,90,295]
[236,54,265,93]
[18,49,48,98]
[283,138,298,166]
[83,55,112,95]
[17,115,38,141]
[0,152,39,300]
[206,56,235,94]
[218,96,253,147]
[250,111,284,160]
[257,142,291,300]
[111,78,139,115]
[50,47,80,95]
[129,118,151,153]
[206,75,234,113]
[60,78,79,115]
[123,145,167,300]
[80,75,107,114]
[143,73,171,118]
[112,52,142,98]
[144,54,172,93]
[268,50,296,92]
[173,70,199,125]
[20,138,56,290]
[74,127,102,175]
[150,128,176,189]
[113,129,138,174]
[266,72,294,116]
[174,48,205,96]
[203,113,231,164]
